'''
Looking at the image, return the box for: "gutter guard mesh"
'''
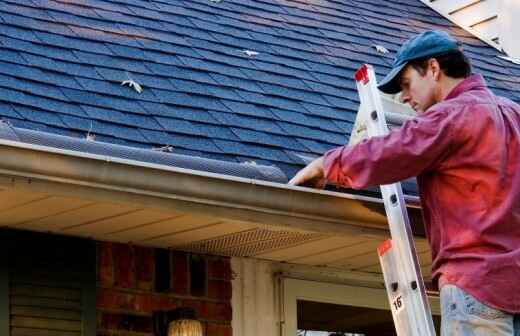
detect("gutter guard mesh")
[0,121,287,183]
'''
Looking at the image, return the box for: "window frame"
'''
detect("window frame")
[280,277,440,336]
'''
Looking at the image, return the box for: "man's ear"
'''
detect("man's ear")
[429,58,441,81]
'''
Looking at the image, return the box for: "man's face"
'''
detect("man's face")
[398,62,438,113]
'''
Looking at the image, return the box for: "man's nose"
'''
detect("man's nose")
[400,92,410,104]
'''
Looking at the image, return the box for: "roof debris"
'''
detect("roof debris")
[372,44,389,54]
[209,0,222,3]
[498,55,520,65]
[242,50,259,57]
[241,160,258,166]
[121,79,143,93]
[86,121,95,141]
[153,145,174,153]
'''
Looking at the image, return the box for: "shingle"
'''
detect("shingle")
[277,121,346,144]
[155,88,229,111]
[105,43,147,60]
[47,58,103,80]
[300,102,357,122]
[195,49,256,69]
[258,95,304,112]
[174,67,219,85]
[169,78,211,96]
[295,138,334,154]
[205,85,245,101]
[221,100,276,118]
[39,70,83,90]
[6,118,52,133]
[0,60,45,80]
[1,2,53,22]
[73,51,150,75]
[22,95,87,117]
[144,102,218,124]
[0,73,69,102]
[196,123,240,141]
[81,105,162,130]
[0,49,27,65]
[0,101,21,119]
[0,86,27,105]
[208,111,284,134]
[231,127,302,150]
[258,83,325,105]
[189,17,253,39]
[12,104,66,127]
[180,56,249,79]
[214,139,295,163]
[269,107,310,125]
[0,36,76,61]
[209,73,264,93]
[332,120,354,134]
[154,117,205,136]
[0,23,40,42]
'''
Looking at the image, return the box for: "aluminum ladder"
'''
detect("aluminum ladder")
[352,64,436,336]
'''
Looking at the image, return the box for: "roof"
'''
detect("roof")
[0,0,519,180]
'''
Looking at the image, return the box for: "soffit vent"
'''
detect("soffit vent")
[174,228,326,257]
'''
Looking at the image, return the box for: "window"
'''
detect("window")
[281,278,440,336]
[0,229,96,336]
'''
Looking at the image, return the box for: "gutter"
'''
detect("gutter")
[0,136,427,238]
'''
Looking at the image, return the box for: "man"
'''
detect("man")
[289,30,520,335]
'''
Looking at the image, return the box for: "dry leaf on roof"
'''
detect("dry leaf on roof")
[242,50,259,57]
[372,44,389,54]
[121,79,143,93]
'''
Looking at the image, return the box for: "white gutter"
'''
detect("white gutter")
[0,139,425,238]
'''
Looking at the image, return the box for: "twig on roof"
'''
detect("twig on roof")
[86,121,95,141]
[153,145,174,153]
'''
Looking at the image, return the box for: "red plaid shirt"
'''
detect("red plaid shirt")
[324,75,520,313]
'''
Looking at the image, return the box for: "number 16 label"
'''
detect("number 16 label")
[392,295,404,314]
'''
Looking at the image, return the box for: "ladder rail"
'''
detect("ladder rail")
[354,64,436,336]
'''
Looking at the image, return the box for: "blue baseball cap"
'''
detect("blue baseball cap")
[378,30,460,94]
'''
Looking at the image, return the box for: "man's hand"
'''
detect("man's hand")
[288,157,327,188]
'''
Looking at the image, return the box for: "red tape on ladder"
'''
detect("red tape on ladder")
[354,64,371,84]
[377,239,392,256]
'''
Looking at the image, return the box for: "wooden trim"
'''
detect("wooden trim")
[0,230,10,336]
[81,240,97,336]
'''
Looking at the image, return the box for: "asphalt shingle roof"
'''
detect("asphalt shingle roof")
[0,0,519,179]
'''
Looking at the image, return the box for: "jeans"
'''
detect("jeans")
[441,284,520,336]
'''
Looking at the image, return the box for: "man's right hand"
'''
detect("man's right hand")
[288,157,327,189]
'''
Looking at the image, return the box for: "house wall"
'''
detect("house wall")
[231,258,279,336]
[96,242,232,336]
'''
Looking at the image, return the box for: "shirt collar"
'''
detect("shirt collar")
[445,74,487,101]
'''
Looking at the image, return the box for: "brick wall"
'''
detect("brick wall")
[96,242,232,336]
